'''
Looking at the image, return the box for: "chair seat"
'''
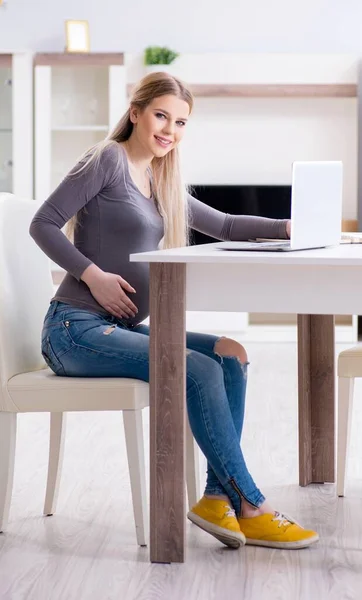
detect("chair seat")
[338,344,362,378]
[6,367,150,413]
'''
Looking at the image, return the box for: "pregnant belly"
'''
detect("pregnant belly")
[121,266,150,328]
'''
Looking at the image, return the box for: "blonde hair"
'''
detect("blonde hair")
[67,71,194,249]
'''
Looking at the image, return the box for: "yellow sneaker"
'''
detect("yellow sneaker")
[187,496,246,549]
[238,511,319,549]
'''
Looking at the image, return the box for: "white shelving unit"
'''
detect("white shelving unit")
[34,53,126,201]
[0,52,33,197]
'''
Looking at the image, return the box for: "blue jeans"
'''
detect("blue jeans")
[41,301,265,515]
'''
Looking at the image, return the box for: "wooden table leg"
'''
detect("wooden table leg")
[149,263,186,563]
[297,315,335,486]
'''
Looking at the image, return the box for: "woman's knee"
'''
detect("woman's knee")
[186,349,224,391]
[214,337,248,364]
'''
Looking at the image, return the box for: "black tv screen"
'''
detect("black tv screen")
[189,184,291,245]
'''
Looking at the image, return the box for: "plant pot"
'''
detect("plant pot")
[144,64,175,75]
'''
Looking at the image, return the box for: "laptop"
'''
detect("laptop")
[216,161,343,252]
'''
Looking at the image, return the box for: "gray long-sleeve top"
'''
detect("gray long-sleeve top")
[30,142,288,326]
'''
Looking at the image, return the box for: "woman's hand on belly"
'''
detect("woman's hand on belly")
[81,264,138,319]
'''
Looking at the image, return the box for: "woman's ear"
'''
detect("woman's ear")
[129,106,138,124]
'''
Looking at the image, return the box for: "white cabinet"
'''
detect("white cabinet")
[34,53,126,201]
[0,52,33,197]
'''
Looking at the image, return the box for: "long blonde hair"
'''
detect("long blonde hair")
[67,71,194,249]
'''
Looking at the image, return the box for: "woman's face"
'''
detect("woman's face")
[130,94,190,157]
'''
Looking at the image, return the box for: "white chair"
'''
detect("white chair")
[336,344,362,497]
[0,193,200,545]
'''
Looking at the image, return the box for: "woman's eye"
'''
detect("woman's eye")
[155,113,186,127]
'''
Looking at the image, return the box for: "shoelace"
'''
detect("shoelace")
[272,511,296,528]
[224,505,236,518]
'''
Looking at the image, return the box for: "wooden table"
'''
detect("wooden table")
[130,242,362,563]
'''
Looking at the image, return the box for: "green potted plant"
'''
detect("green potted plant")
[144,46,179,74]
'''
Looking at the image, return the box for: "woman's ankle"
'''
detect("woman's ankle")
[241,499,275,518]
[204,493,231,503]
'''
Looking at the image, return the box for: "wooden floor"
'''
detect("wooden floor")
[1,341,362,599]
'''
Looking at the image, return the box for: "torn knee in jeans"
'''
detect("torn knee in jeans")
[213,336,248,365]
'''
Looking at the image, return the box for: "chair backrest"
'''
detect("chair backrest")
[0,193,54,410]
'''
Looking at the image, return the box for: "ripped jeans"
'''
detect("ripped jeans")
[41,301,265,515]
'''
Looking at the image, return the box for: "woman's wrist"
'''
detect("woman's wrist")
[80,263,104,287]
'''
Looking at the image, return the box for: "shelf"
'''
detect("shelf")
[0,52,33,197]
[0,55,11,67]
[35,55,127,200]
[35,53,124,67]
[127,83,357,98]
[52,125,109,132]
[192,83,358,98]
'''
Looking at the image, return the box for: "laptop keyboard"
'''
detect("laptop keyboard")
[245,241,290,249]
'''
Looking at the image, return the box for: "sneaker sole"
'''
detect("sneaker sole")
[187,511,246,549]
[244,534,319,549]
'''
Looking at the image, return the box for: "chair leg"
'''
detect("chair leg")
[44,412,67,516]
[123,409,148,546]
[337,376,354,497]
[0,413,17,532]
[185,417,200,511]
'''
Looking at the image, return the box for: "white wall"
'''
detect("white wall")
[1,1,358,218]
[128,53,358,219]
[182,97,357,219]
[1,1,359,219]
[2,1,358,335]
[1,0,362,53]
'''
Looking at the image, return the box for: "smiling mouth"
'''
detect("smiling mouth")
[154,135,172,147]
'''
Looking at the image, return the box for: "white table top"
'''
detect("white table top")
[130,242,362,266]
